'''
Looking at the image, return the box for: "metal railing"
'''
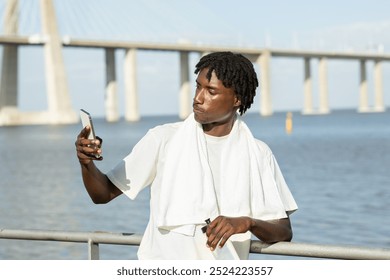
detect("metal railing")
[1,228,390,260]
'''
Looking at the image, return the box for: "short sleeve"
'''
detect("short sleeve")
[268,153,298,215]
[107,129,160,200]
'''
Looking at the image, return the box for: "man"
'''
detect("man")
[75,51,297,259]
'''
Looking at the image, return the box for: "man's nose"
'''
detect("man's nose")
[193,89,204,104]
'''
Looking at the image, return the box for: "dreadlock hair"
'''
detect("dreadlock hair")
[194,51,259,115]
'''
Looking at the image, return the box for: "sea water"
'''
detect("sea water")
[0,109,389,259]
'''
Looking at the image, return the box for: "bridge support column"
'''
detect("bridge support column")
[358,60,369,112]
[0,0,19,124]
[374,60,385,112]
[257,50,272,116]
[302,57,313,114]
[40,0,77,124]
[0,46,18,109]
[179,51,191,119]
[124,48,140,121]
[105,48,119,122]
[318,57,330,114]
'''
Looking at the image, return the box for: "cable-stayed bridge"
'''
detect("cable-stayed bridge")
[0,0,388,125]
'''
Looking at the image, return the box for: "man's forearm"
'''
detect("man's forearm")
[205,215,292,250]
[249,217,293,243]
[81,162,118,204]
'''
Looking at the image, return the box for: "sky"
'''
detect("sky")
[1,0,390,117]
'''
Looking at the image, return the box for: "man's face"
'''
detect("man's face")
[192,68,241,126]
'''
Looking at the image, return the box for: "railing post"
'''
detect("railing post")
[88,239,100,260]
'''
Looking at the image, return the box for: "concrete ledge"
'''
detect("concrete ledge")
[0,107,78,126]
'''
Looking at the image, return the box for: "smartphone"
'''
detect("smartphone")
[80,109,96,140]
[80,109,102,159]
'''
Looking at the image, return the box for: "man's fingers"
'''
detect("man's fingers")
[206,218,231,250]
[215,231,233,248]
[208,229,228,250]
[205,216,250,250]
[79,125,91,138]
[96,136,103,147]
[75,129,103,162]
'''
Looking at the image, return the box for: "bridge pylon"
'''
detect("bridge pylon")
[0,0,77,126]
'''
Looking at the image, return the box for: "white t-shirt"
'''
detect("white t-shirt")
[107,121,297,260]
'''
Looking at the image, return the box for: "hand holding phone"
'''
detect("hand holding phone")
[79,109,102,159]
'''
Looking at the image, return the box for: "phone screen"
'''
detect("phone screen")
[80,109,96,140]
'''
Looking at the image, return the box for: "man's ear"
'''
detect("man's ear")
[234,96,241,107]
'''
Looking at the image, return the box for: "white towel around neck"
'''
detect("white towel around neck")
[157,113,289,232]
